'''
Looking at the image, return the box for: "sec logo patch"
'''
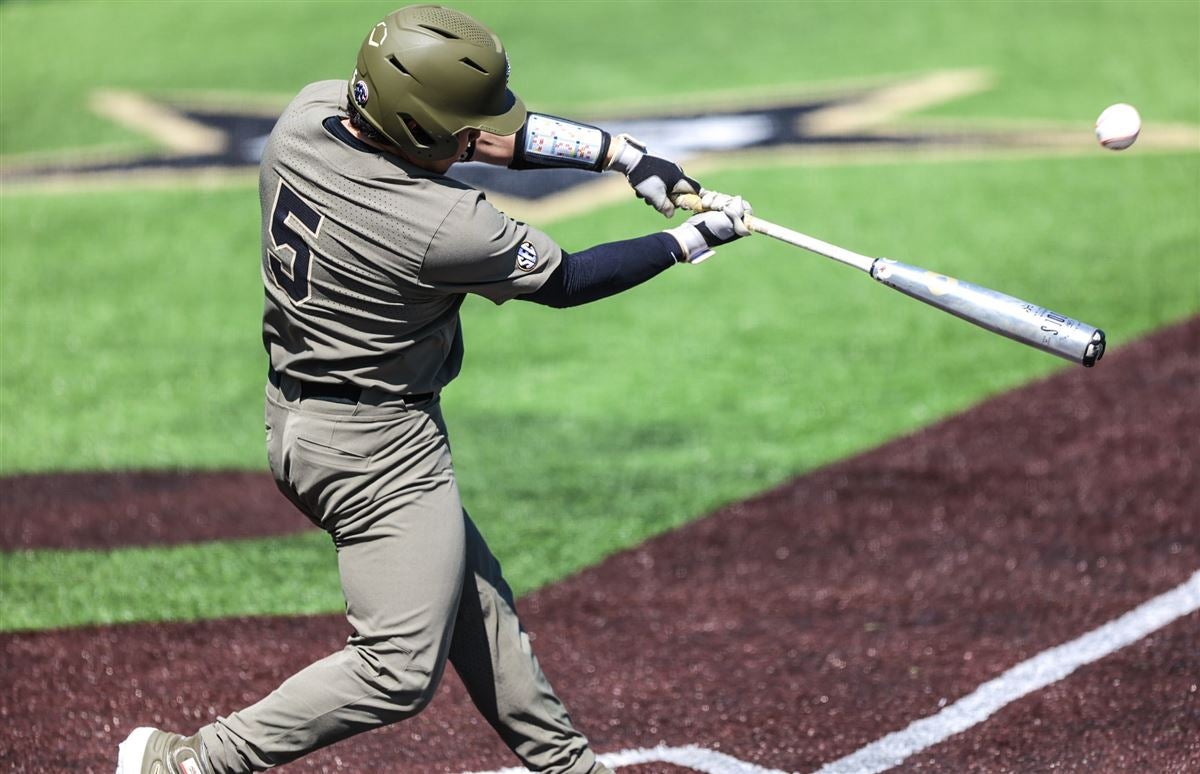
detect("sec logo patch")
[516,241,538,272]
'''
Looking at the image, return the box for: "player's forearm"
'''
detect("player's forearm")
[507,113,612,172]
[473,132,517,165]
[475,114,613,168]
[475,116,614,168]
[520,233,683,309]
[477,112,698,221]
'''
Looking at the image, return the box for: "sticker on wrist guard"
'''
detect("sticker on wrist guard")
[524,114,604,167]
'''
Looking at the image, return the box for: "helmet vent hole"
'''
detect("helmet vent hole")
[459,57,488,75]
[418,24,459,40]
[416,8,496,47]
[398,113,436,149]
[386,55,415,78]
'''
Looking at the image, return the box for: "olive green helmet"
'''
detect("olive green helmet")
[349,5,526,160]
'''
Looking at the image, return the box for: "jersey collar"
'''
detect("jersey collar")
[322,115,380,154]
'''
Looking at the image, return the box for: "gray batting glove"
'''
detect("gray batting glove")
[665,191,753,264]
[607,134,700,218]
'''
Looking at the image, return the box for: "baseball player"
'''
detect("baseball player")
[116,5,751,773]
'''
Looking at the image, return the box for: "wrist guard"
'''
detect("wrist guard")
[509,113,610,172]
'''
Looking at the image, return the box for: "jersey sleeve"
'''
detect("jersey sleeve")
[419,191,564,304]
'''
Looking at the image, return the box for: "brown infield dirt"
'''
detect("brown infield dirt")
[3,316,1198,773]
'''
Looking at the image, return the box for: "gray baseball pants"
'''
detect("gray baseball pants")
[196,376,599,773]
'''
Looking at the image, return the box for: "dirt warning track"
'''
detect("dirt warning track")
[2,316,1198,772]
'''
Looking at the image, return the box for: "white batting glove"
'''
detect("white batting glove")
[607,134,700,218]
[665,190,753,264]
[697,189,753,236]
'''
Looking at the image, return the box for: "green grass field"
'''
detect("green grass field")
[2,0,1197,631]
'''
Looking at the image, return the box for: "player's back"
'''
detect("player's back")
[259,80,474,395]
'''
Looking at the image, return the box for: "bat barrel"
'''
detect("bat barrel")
[871,259,1106,367]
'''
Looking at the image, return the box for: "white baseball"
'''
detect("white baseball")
[1095,103,1141,151]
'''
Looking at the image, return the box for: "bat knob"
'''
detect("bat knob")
[1081,329,1106,367]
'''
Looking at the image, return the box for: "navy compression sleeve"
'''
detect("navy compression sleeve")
[521,233,683,308]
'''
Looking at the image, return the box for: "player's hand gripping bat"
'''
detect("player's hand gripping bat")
[673,193,1106,367]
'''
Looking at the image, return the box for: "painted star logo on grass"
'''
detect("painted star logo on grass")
[3,69,1195,222]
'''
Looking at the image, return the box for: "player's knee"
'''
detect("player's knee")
[351,638,441,715]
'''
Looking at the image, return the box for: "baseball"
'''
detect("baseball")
[1095,103,1141,150]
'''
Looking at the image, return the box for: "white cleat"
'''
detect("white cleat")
[116,726,207,774]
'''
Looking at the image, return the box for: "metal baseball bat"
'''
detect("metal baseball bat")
[674,194,1106,367]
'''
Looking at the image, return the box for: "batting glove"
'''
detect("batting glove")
[665,190,753,264]
[696,189,753,233]
[607,134,699,218]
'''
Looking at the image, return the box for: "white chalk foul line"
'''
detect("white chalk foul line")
[462,570,1200,774]
[461,744,788,774]
[604,746,788,773]
[815,569,1200,774]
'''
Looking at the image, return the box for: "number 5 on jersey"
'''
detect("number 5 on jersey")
[267,181,324,304]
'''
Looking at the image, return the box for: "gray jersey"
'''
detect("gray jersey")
[260,80,563,394]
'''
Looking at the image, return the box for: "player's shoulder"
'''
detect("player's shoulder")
[277,80,347,127]
[436,187,501,229]
[269,80,482,224]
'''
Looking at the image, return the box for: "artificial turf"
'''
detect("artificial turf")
[2,0,1197,630]
[3,152,1196,630]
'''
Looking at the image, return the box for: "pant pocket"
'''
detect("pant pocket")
[293,433,371,470]
[292,417,373,472]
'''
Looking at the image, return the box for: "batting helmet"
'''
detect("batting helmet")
[349,5,526,160]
